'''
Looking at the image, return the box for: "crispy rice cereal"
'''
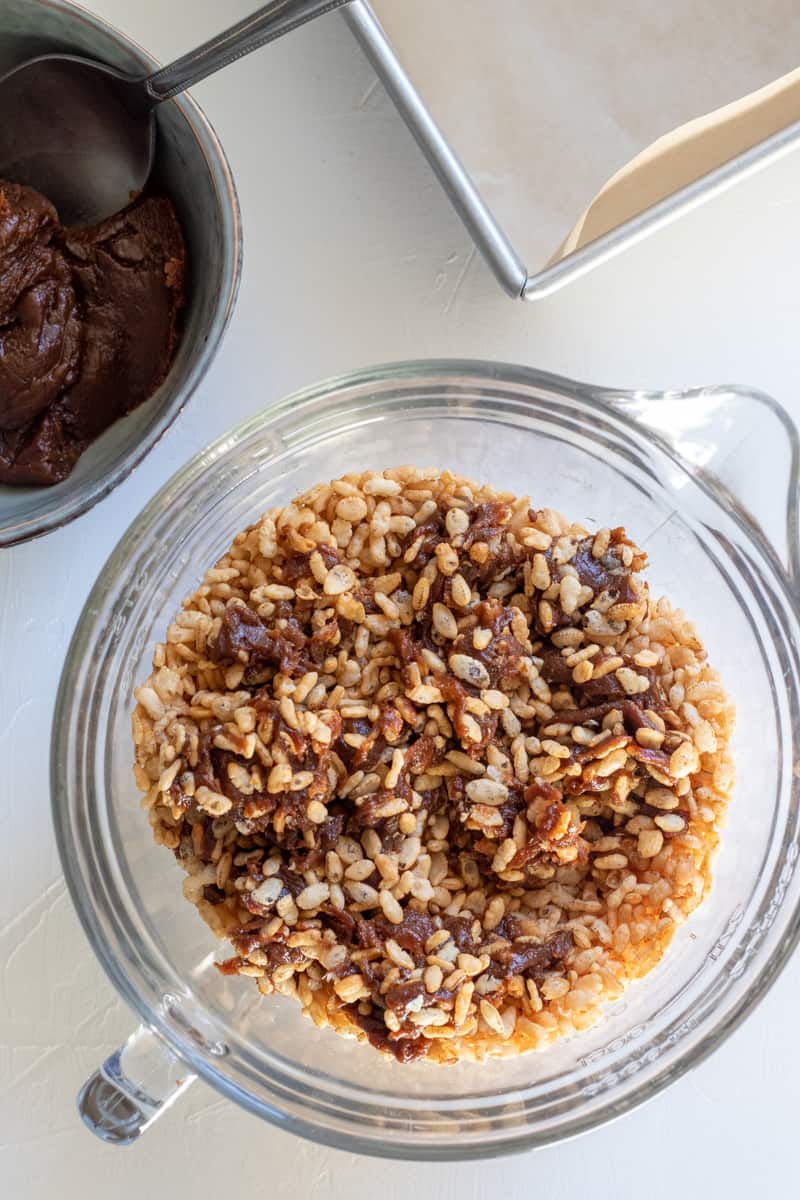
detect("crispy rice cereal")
[132,468,734,1063]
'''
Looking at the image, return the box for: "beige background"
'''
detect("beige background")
[371,0,800,263]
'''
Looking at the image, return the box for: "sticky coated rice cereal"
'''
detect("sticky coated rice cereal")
[132,468,734,1063]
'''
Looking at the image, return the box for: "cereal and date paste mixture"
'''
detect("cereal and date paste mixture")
[133,469,734,1063]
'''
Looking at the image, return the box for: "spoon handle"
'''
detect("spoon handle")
[145,0,353,102]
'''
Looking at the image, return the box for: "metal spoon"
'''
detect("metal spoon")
[0,0,351,226]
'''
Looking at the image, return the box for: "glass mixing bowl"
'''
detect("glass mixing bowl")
[52,361,800,1158]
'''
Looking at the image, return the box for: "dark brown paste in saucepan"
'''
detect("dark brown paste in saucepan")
[0,179,185,485]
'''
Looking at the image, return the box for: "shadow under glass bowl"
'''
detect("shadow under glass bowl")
[53,360,800,1157]
[0,0,242,547]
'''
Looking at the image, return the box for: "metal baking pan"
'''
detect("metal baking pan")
[343,0,800,300]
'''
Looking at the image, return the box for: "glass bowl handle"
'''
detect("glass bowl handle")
[77,1024,196,1145]
[602,383,800,587]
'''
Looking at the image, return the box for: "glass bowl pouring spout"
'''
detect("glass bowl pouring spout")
[602,380,800,590]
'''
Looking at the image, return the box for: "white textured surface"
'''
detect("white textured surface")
[2,1,800,1194]
[370,0,800,264]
